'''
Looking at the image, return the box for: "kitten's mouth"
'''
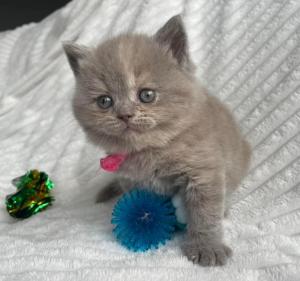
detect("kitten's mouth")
[123,124,141,134]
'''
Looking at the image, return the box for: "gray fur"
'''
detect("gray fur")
[64,15,251,266]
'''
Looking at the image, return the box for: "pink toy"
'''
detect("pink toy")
[100,154,127,172]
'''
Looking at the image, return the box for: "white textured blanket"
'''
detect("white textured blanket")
[0,0,299,280]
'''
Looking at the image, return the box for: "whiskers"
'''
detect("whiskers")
[97,114,156,134]
[131,116,156,130]
[98,116,125,135]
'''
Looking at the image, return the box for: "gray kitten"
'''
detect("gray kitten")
[63,15,251,266]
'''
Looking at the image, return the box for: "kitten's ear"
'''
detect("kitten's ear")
[154,15,189,66]
[63,42,90,76]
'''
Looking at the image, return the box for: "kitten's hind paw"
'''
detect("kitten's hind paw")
[96,181,123,203]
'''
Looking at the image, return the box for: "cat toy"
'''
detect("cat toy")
[100,153,186,251]
[5,169,54,218]
[111,188,186,252]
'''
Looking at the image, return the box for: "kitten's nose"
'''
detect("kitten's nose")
[117,114,133,122]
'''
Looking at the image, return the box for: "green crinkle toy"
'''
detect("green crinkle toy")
[5,170,54,219]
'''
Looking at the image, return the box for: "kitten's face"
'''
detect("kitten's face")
[64,16,200,152]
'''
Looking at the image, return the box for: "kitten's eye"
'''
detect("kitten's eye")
[96,95,113,109]
[138,89,156,103]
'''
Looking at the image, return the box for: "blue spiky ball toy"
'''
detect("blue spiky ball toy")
[111,189,186,252]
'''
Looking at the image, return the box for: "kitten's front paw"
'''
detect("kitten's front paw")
[182,238,232,266]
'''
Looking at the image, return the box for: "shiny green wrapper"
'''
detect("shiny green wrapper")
[6,170,54,219]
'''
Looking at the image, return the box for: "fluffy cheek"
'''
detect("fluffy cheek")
[138,96,193,145]
[148,101,187,128]
[73,94,125,136]
[87,115,128,136]
[98,117,126,135]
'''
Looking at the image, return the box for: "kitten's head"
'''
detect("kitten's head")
[64,15,203,153]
